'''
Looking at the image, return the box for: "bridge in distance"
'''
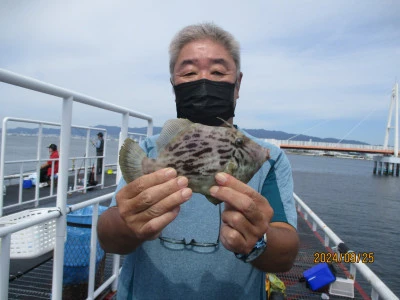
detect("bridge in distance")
[265,139,400,155]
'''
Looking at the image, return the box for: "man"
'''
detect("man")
[39,143,59,187]
[98,23,299,299]
[95,132,104,175]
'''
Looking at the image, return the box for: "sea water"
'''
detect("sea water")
[1,135,399,295]
[288,153,400,295]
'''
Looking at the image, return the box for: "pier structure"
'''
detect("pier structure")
[373,83,400,176]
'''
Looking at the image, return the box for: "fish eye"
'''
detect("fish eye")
[235,138,244,147]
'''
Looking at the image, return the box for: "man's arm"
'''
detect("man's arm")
[97,206,141,254]
[252,222,299,272]
[210,172,299,273]
[97,168,192,254]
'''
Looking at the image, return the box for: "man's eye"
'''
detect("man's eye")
[212,71,224,75]
[184,72,196,76]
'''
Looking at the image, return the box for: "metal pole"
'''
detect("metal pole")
[87,203,99,299]
[84,129,90,193]
[35,125,43,206]
[18,164,23,204]
[383,91,394,149]
[0,118,8,217]
[111,254,121,291]
[394,83,398,157]
[147,119,154,137]
[0,234,11,300]
[101,132,106,187]
[51,96,73,300]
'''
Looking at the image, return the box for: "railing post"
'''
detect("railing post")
[84,129,90,193]
[112,254,121,291]
[35,124,43,207]
[0,234,11,300]
[147,119,154,137]
[101,132,106,187]
[0,118,7,216]
[51,96,73,300]
[18,163,23,204]
[87,203,99,299]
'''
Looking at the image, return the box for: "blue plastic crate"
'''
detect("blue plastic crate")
[303,263,336,291]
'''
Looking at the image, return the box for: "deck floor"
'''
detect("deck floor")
[275,212,371,299]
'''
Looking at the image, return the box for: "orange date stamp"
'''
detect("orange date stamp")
[314,251,374,264]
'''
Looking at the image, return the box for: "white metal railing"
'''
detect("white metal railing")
[0,68,153,300]
[294,192,399,300]
[0,117,117,216]
[266,139,393,151]
[0,194,117,300]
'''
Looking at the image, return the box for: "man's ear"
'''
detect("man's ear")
[236,72,243,91]
[235,72,243,98]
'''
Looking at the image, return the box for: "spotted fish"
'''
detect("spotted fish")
[119,118,270,205]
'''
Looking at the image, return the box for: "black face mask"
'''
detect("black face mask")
[174,79,236,126]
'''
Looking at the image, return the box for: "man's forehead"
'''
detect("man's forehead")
[175,40,235,69]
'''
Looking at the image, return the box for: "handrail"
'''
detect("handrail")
[0,195,117,300]
[294,192,398,300]
[0,67,153,299]
[0,69,153,122]
[0,117,115,216]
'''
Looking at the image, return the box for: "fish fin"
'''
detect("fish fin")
[223,160,238,175]
[156,118,193,151]
[119,138,146,183]
[216,117,233,128]
[206,195,222,205]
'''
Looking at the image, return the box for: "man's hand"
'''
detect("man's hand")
[210,172,299,272]
[117,167,192,241]
[209,172,273,255]
[98,168,192,254]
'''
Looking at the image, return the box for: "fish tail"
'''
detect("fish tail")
[119,138,147,183]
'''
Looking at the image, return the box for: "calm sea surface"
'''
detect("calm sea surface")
[288,153,400,295]
[1,136,399,295]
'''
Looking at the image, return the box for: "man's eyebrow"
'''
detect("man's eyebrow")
[211,58,229,67]
[176,58,231,69]
[177,59,198,69]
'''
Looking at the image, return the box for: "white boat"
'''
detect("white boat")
[0,68,398,299]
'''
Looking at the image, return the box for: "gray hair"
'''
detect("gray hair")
[169,23,241,80]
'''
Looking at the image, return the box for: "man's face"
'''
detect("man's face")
[173,39,242,102]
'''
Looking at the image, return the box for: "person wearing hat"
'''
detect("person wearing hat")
[39,144,59,187]
[95,132,104,175]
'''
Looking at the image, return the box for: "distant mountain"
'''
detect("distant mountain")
[2,125,369,145]
[243,129,369,145]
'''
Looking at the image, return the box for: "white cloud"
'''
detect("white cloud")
[1,0,399,145]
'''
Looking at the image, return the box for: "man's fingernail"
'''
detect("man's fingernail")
[177,176,188,188]
[164,168,176,178]
[181,188,192,199]
[210,186,219,196]
[215,173,227,184]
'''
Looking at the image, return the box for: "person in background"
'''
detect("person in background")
[39,143,59,188]
[98,23,299,299]
[94,132,104,175]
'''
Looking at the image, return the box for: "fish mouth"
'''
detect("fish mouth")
[249,148,269,164]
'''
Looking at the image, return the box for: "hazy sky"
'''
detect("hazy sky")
[1,0,399,145]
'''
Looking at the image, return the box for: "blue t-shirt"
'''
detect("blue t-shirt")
[110,130,296,299]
